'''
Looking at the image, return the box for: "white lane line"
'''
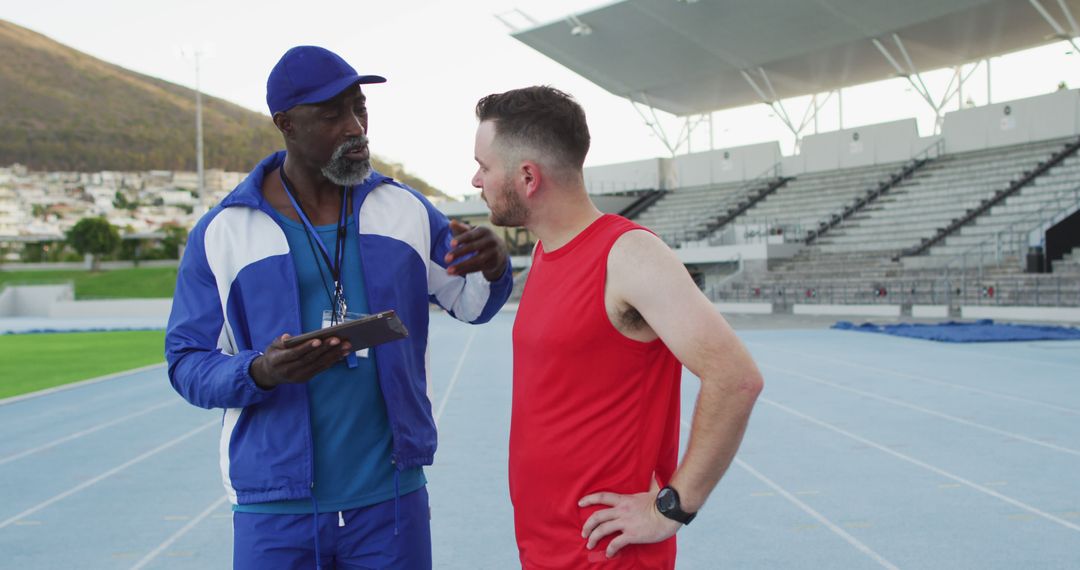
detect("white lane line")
[0,419,217,530]
[948,345,1080,372]
[826,331,1080,372]
[0,363,167,406]
[679,421,899,569]
[748,343,1080,416]
[762,364,1080,458]
[0,400,180,466]
[130,494,229,570]
[761,398,1080,533]
[736,459,900,569]
[434,328,478,425]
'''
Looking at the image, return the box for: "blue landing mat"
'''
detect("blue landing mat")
[832,319,1080,342]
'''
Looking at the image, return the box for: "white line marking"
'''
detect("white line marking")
[0,420,217,529]
[736,459,899,569]
[825,330,1080,372]
[0,400,180,466]
[679,421,899,569]
[761,398,1080,533]
[0,363,167,406]
[947,344,1080,372]
[434,328,477,425]
[130,495,229,570]
[762,364,1080,458]
[748,343,1080,416]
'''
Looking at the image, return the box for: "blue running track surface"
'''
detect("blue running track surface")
[2,312,1078,569]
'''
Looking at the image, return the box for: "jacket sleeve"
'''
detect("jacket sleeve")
[424,199,513,324]
[165,223,272,409]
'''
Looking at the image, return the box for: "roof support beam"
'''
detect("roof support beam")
[740,67,828,149]
[628,94,708,157]
[739,69,771,103]
[679,114,710,153]
[871,38,906,76]
[873,33,984,133]
[1057,0,1080,35]
[938,64,981,111]
[564,14,592,36]
[1058,0,1075,35]
[892,34,937,109]
[630,95,678,156]
[492,9,538,32]
[1029,0,1080,53]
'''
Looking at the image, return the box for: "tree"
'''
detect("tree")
[66,217,120,271]
[160,224,188,259]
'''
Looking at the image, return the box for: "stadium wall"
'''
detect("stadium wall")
[0,284,72,317]
[584,157,672,193]
[582,90,1079,189]
[943,89,1080,153]
[786,119,923,175]
[670,141,781,187]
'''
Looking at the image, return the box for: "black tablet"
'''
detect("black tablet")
[282,310,409,349]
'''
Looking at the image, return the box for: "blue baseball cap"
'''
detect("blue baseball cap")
[266,46,385,115]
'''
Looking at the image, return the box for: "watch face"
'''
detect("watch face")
[656,487,676,512]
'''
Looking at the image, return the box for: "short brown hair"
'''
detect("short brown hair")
[475,86,591,171]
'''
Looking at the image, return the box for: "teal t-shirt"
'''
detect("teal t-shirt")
[235,210,425,514]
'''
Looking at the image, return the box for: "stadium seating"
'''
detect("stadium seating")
[815,138,1072,255]
[723,161,907,242]
[632,179,775,246]
[628,136,1080,308]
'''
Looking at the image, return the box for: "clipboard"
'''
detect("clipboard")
[282,310,409,349]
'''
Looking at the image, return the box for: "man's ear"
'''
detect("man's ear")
[272,111,293,137]
[520,161,542,198]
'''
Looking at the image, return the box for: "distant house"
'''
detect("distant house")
[159,189,195,207]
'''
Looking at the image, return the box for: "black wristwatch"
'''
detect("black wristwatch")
[655,485,696,525]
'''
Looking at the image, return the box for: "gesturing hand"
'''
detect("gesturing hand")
[578,490,682,559]
[249,334,353,390]
[444,220,508,281]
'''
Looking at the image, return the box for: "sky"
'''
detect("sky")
[5,0,1080,198]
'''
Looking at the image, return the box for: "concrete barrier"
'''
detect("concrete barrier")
[714,302,773,314]
[961,305,1080,324]
[793,304,901,317]
[912,305,950,318]
[49,298,173,319]
[0,285,74,317]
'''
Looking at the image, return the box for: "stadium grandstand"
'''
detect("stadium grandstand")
[442,0,1080,322]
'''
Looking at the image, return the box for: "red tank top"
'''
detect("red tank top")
[510,214,680,569]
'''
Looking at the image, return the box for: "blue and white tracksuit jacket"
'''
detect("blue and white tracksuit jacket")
[165,151,512,506]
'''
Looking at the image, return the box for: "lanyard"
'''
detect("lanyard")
[279,165,351,324]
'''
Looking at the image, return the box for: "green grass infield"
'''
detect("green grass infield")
[0,266,177,299]
[0,330,166,399]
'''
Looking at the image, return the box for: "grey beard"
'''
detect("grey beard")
[321,136,372,186]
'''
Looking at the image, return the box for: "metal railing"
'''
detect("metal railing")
[805,138,944,244]
[938,182,1080,285]
[708,218,808,245]
[682,163,786,244]
[902,136,1080,258]
[711,273,1080,308]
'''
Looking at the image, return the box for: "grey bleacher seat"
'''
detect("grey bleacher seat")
[709,136,1080,308]
[920,154,1080,264]
[814,138,1073,256]
[722,162,904,241]
[633,179,767,246]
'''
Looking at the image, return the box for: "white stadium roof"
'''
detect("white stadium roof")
[512,0,1080,116]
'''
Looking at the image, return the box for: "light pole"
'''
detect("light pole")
[179,46,207,217]
[194,50,205,217]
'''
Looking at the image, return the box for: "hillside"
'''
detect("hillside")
[0,20,448,199]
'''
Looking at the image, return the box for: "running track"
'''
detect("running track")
[2,311,1079,568]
